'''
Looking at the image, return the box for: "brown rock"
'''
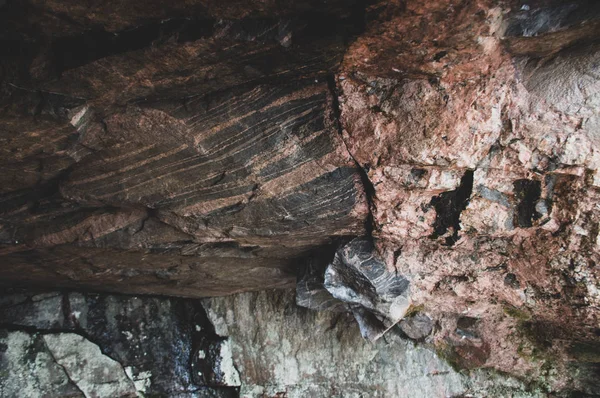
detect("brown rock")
[0,2,368,297]
[0,0,599,393]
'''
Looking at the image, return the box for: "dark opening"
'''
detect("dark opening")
[52,18,215,75]
[429,170,474,246]
[513,179,542,228]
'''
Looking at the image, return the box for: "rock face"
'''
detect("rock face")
[1,288,546,398]
[0,0,368,296]
[204,289,553,398]
[297,237,412,340]
[0,290,241,396]
[334,0,600,387]
[1,0,600,395]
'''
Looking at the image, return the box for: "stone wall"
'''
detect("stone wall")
[1,288,554,398]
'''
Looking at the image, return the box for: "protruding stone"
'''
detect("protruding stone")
[298,237,411,341]
[399,313,434,341]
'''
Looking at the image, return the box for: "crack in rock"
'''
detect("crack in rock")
[42,333,138,398]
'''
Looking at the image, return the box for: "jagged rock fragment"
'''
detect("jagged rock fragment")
[298,237,411,340]
[0,331,83,398]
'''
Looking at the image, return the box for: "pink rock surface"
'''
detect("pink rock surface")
[337,0,600,386]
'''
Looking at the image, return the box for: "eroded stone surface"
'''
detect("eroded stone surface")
[0,0,599,393]
[203,289,545,398]
[0,331,83,398]
[399,313,434,341]
[1,287,596,397]
[0,1,367,297]
[335,0,600,388]
[43,333,138,398]
[0,289,240,397]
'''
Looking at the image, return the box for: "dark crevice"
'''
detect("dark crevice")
[47,0,367,78]
[61,293,80,329]
[210,171,227,186]
[356,162,376,239]
[189,301,241,394]
[189,301,225,386]
[293,235,359,281]
[392,247,402,265]
[130,209,153,236]
[326,75,375,239]
[433,50,448,61]
[347,0,368,39]
[429,170,474,246]
[513,179,542,228]
[51,18,215,76]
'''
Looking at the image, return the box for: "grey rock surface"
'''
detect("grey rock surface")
[399,313,434,341]
[0,330,83,398]
[203,289,545,398]
[0,290,239,397]
[0,288,590,398]
[43,333,137,398]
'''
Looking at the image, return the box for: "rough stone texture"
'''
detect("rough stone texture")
[335,0,600,391]
[203,289,545,398]
[0,0,599,394]
[0,0,368,297]
[399,313,434,341]
[0,289,240,397]
[2,288,550,398]
[0,330,83,398]
[297,237,411,340]
[3,287,600,397]
[43,333,138,398]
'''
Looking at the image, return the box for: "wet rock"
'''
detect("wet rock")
[0,289,240,397]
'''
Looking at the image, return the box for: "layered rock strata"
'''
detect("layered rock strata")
[0,0,599,394]
[0,0,368,296]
